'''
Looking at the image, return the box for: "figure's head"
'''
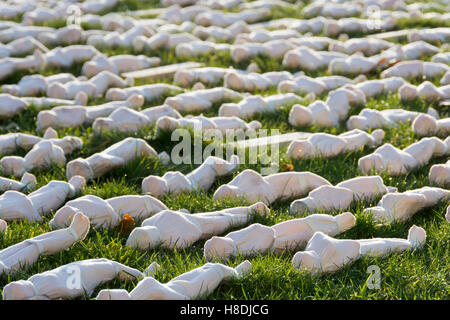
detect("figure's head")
[126,226,161,250]
[141,176,169,199]
[204,236,236,261]
[2,280,37,300]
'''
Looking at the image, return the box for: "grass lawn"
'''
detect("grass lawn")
[0,0,448,300]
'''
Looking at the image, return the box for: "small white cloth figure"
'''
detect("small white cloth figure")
[0,175,85,222]
[381,60,449,79]
[0,212,90,276]
[2,73,75,97]
[37,94,144,130]
[155,115,261,135]
[127,202,269,250]
[204,211,355,260]
[96,260,252,300]
[225,70,293,92]
[413,114,449,137]
[358,137,449,176]
[0,50,45,80]
[176,40,231,58]
[278,75,351,96]
[165,87,243,113]
[81,0,119,14]
[105,83,183,101]
[330,37,393,56]
[213,169,331,205]
[0,36,48,58]
[289,86,365,128]
[287,129,384,160]
[0,173,36,192]
[93,105,181,133]
[46,71,128,100]
[347,107,439,131]
[219,93,302,119]
[50,194,168,229]
[81,54,160,78]
[195,8,270,28]
[44,45,100,69]
[292,225,426,274]
[282,46,347,71]
[2,258,148,300]
[174,67,233,87]
[142,155,240,198]
[0,219,6,233]
[429,160,450,187]
[354,77,406,98]
[399,81,450,102]
[66,137,158,182]
[364,187,450,223]
[290,176,393,214]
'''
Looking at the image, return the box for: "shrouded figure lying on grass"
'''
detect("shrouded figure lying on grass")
[429,160,450,187]
[126,202,268,250]
[292,225,426,274]
[45,71,129,100]
[0,173,36,192]
[381,60,449,79]
[290,176,396,215]
[329,37,393,56]
[347,107,440,132]
[96,260,252,300]
[0,36,49,58]
[278,74,352,96]
[282,46,347,71]
[0,175,85,222]
[36,94,144,130]
[50,194,168,229]
[131,32,199,53]
[225,70,293,92]
[287,129,385,160]
[289,86,365,128]
[192,21,249,42]
[0,212,90,276]
[2,258,156,300]
[43,45,100,69]
[142,155,240,199]
[174,67,234,87]
[0,50,45,81]
[155,115,261,136]
[364,186,450,223]
[219,93,302,119]
[399,81,450,102]
[358,136,450,176]
[87,25,154,49]
[81,54,160,78]
[164,87,243,113]
[353,77,406,98]
[93,104,181,133]
[105,83,183,102]
[204,211,355,261]
[2,73,76,97]
[1,130,83,177]
[195,8,270,28]
[175,40,231,58]
[213,169,331,206]
[413,114,449,138]
[66,137,159,182]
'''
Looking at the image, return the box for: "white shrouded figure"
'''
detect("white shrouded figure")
[381,60,449,79]
[413,114,449,138]
[66,138,158,182]
[364,187,450,223]
[164,87,243,113]
[49,194,168,229]
[195,8,270,28]
[1,130,83,177]
[219,93,302,119]
[0,50,45,80]
[81,54,160,78]
[225,70,293,92]
[213,169,331,205]
[175,40,231,58]
[399,81,450,102]
[174,67,233,87]
[278,75,352,96]
[96,260,252,300]
[105,83,183,102]
[0,175,85,222]
[155,115,261,136]
[0,36,48,59]
[2,73,75,97]
[87,25,154,49]
[289,86,366,128]
[126,202,268,250]
[292,225,426,274]
[0,212,90,276]
[43,45,100,69]
[287,129,385,160]
[358,137,449,176]
[36,94,144,130]
[93,105,181,134]
[0,173,36,192]
[46,71,128,100]
[429,160,450,187]
[347,107,439,131]
[2,258,153,300]
[204,211,355,261]
[142,155,240,199]
[282,46,347,71]
[290,176,394,215]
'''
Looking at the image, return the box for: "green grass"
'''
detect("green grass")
[0,2,449,300]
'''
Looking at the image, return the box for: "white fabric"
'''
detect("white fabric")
[126,202,269,250]
[413,114,449,137]
[429,160,450,187]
